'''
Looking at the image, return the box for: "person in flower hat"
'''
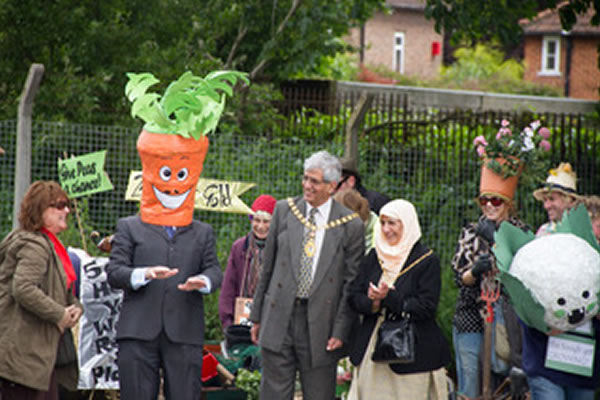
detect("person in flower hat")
[533,162,579,236]
[451,121,532,399]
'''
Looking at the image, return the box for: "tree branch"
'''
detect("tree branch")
[250,0,303,79]
[225,24,248,69]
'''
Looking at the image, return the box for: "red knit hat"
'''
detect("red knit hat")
[251,194,276,215]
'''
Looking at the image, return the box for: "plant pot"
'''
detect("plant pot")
[480,158,521,200]
[137,129,209,226]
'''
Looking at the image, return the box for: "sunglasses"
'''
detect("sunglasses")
[50,200,71,210]
[479,196,504,207]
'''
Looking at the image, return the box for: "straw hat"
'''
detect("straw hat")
[533,162,578,201]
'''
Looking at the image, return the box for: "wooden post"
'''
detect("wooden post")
[344,91,374,166]
[13,63,44,229]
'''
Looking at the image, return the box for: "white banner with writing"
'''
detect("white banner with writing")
[72,248,122,389]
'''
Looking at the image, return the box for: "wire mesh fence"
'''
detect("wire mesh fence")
[2,97,600,339]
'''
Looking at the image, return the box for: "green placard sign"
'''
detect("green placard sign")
[58,150,114,198]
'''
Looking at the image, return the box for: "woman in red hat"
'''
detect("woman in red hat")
[219,194,277,331]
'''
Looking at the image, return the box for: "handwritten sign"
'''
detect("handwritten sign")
[71,248,122,389]
[58,151,113,198]
[125,171,255,214]
[545,333,596,376]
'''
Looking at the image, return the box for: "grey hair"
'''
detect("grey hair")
[304,151,341,183]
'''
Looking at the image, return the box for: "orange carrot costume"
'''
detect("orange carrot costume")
[125,70,249,226]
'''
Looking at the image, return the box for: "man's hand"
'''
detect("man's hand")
[57,304,83,333]
[251,323,260,344]
[178,276,207,291]
[145,266,179,280]
[326,337,343,351]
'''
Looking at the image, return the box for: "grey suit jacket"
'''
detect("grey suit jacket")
[107,215,222,346]
[250,196,364,367]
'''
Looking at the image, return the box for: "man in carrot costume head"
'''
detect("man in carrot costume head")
[107,70,247,400]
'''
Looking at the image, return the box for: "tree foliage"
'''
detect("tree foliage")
[0,0,384,123]
[425,0,600,46]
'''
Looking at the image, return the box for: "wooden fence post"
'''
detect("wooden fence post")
[13,63,44,229]
[344,91,374,167]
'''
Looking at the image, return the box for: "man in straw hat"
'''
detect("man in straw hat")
[532,162,579,236]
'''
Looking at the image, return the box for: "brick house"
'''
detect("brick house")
[346,0,443,80]
[521,6,600,100]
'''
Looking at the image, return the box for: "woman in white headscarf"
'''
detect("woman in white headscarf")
[347,199,450,400]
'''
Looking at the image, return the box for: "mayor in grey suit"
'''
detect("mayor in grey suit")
[107,216,222,400]
[250,150,365,400]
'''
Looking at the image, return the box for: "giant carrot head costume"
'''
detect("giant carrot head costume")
[126,70,249,226]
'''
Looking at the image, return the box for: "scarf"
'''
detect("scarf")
[40,227,76,292]
[241,233,266,297]
[374,199,422,286]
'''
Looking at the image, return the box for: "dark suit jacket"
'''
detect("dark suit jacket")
[107,216,222,346]
[250,196,365,368]
[348,242,451,373]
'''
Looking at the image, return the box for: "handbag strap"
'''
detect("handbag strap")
[380,249,433,320]
[382,249,433,281]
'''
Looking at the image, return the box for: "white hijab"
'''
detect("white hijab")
[374,199,422,286]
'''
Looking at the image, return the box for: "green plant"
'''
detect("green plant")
[235,368,261,400]
[125,70,249,138]
[473,119,552,185]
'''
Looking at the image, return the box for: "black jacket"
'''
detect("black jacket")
[348,241,451,374]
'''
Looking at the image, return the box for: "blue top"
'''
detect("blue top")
[521,319,600,389]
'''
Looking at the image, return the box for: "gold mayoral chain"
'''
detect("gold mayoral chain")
[287,197,359,257]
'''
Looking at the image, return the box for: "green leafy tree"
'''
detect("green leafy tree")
[0,0,384,123]
[425,0,600,46]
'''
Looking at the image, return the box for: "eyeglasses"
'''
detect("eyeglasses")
[50,200,71,210]
[302,175,326,186]
[479,196,504,207]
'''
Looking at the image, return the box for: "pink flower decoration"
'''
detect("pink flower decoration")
[501,119,510,127]
[538,127,551,139]
[477,145,486,157]
[473,135,488,146]
[539,140,551,152]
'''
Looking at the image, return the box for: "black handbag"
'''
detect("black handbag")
[55,328,77,367]
[371,312,415,364]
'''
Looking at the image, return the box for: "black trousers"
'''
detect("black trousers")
[117,330,204,400]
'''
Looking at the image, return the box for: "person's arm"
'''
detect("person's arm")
[348,250,380,315]
[178,224,222,293]
[219,240,243,329]
[330,217,365,346]
[12,239,65,325]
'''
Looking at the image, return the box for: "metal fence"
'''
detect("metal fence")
[2,92,600,337]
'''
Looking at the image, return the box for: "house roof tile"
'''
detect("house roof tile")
[521,3,600,35]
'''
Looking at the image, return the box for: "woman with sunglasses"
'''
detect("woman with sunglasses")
[0,181,82,400]
[451,174,529,400]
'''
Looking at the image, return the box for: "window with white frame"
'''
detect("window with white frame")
[540,36,561,75]
[393,32,405,74]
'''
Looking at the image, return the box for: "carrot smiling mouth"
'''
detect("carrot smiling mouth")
[152,185,191,209]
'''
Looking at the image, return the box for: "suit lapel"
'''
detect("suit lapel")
[289,197,306,283]
[309,200,344,295]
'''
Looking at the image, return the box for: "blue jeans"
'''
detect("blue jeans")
[453,327,482,398]
[528,375,595,400]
